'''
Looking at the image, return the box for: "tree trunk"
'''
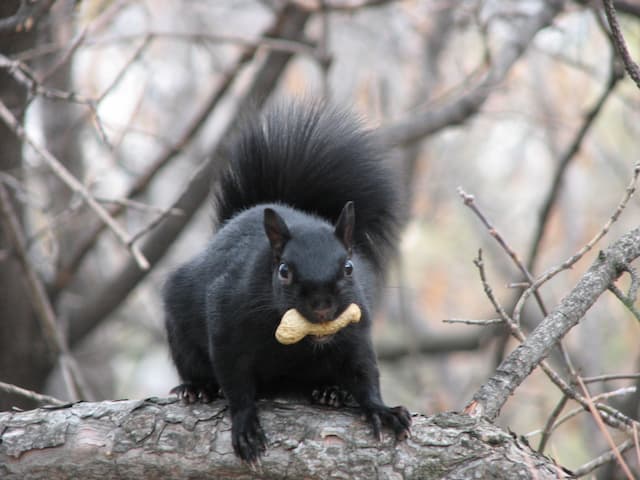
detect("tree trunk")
[0,0,51,411]
[0,399,571,479]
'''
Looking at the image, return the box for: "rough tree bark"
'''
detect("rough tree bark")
[0,398,571,479]
[471,224,640,420]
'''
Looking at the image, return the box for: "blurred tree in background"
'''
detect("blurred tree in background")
[1,0,639,477]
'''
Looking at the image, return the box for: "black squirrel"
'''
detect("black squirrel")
[163,101,411,462]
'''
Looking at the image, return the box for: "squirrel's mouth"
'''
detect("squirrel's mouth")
[309,333,335,345]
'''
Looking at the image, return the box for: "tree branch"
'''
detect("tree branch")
[0,182,90,401]
[603,0,640,89]
[65,4,311,348]
[470,225,640,420]
[377,0,563,147]
[0,399,571,479]
[0,381,64,407]
[52,5,316,296]
[526,58,623,271]
[0,99,150,271]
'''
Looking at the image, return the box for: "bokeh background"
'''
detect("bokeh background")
[1,1,639,477]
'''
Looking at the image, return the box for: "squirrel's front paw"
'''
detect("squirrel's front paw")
[364,404,412,441]
[232,408,267,463]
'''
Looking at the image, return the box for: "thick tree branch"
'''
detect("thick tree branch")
[470,225,640,420]
[0,399,571,479]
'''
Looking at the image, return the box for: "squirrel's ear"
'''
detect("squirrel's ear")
[334,201,355,255]
[264,208,291,259]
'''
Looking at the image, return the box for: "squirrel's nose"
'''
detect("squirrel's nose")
[313,307,333,322]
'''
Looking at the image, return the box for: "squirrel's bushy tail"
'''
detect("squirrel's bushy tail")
[216,101,403,274]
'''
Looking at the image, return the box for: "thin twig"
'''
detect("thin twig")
[53,10,309,293]
[526,59,623,272]
[0,183,89,401]
[85,31,317,59]
[0,381,65,407]
[127,201,185,246]
[458,188,578,376]
[378,1,563,146]
[26,196,84,248]
[609,283,640,321]
[530,386,637,440]
[0,98,150,271]
[63,4,312,348]
[38,0,128,82]
[67,35,153,149]
[576,376,635,480]
[0,53,93,104]
[602,0,640,89]
[572,438,635,478]
[294,0,397,11]
[583,373,640,384]
[514,162,640,326]
[443,318,504,326]
[469,251,577,397]
[538,395,568,453]
[96,197,183,217]
[469,249,638,434]
[608,263,640,321]
[458,188,548,318]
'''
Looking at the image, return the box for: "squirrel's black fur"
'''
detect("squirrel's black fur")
[163,101,411,462]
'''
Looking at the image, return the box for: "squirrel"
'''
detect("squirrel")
[162,100,411,462]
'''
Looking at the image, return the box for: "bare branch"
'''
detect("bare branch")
[52,6,319,295]
[572,438,636,478]
[378,1,563,146]
[458,188,548,318]
[608,282,640,321]
[0,99,150,271]
[465,250,589,426]
[0,53,93,104]
[515,162,640,325]
[458,188,579,378]
[576,376,635,479]
[0,182,89,401]
[537,395,568,453]
[532,386,637,448]
[443,318,504,326]
[0,381,65,407]
[86,31,317,59]
[603,0,640,89]
[526,59,623,271]
[293,0,398,12]
[65,4,312,348]
[583,373,640,383]
[470,225,640,423]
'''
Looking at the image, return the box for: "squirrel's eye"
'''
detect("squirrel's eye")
[278,262,290,282]
[344,259,354,277]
